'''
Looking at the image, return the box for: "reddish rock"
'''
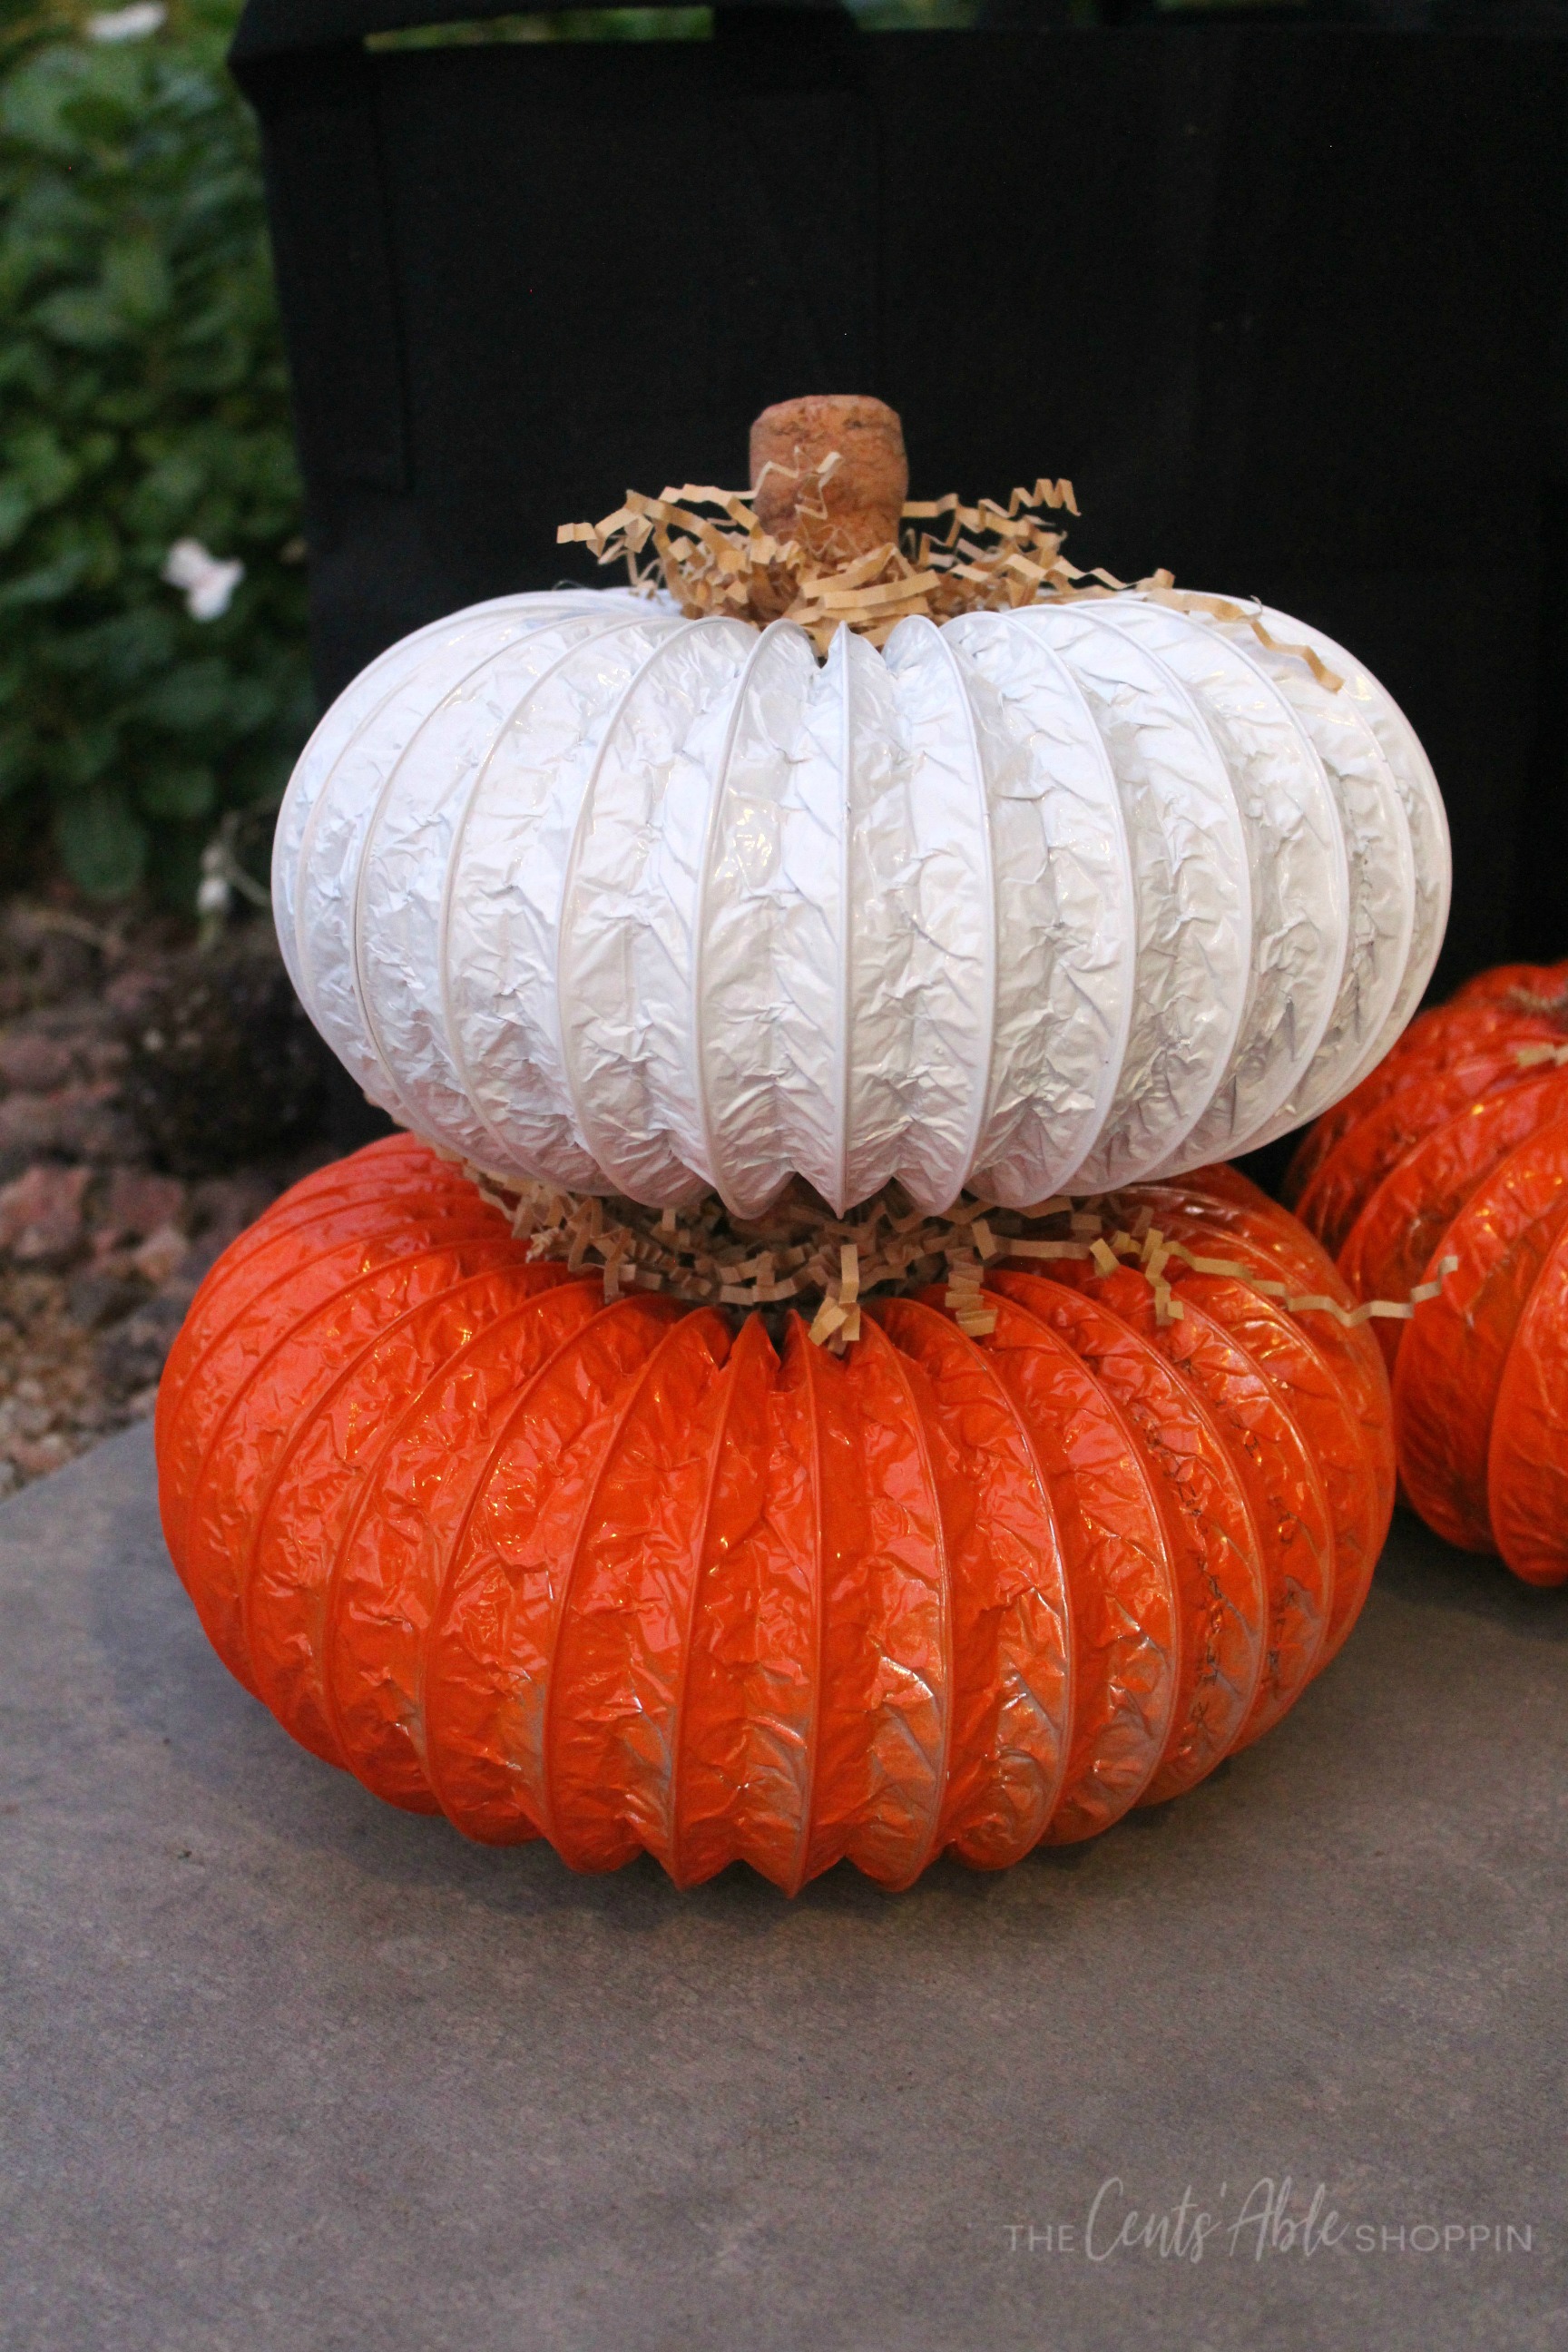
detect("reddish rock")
[0,1093,63,1164]
[81,1035,128,1083]
[189,1171,275,1249]
[65,1268,147,1331]
[103,968,164,1021]
[0,1083,133,1175]
[131,1224,187,1286]
[94,1288,189,1397]
[98,1168,187,1245]
[0,1034,74,1093]
[0,1163,91,1267]
[9,1433,69,1479]
[52,1083,138,1162]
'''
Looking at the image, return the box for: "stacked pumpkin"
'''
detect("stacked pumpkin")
[158,1141,1394,1887]
[159,397,1436,1886]
[1289,959,1568,1587]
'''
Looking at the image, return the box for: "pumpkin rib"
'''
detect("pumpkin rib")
[776,1318,829,1898]
[1296,1049,1558,1257]
[828,627,854,1218]
[1194,617,1411,1151]
[688,622,829,1222]
[541,1308,736,1874]
[795,1317,953,1891]
[1393,1118,1568,1551]
[171,1237,526,1693]
[1113,1175,1396,1537]
[420,1294,689,1847]
[1159,1270,1379,1671]
[1088,603,1342,1172]
[837,1316,956,1890]
[685,625,792,1224]
[664,1313,786,1889]
[672,1317,824,1891]
[157,1184,503,1518]
[1486,1218,1568,1584]
[173,1216,521,1538]
[392,618,622,1179]
[869,1297,1073,1871]
[555,621,760,1210]
[1030,606,1254,1193]
[241,1269,566,1769]
[971,1282,1180,1845]
[985,1269,1264,1807]
[347,622,636,1143]
[281,603,637,1095]
[311,1279,601,1805]
[888,619,1000,1213]
[1449,961,1568,1009]
[949,613,1137,1207]
[157,1161,505,1552]
[1051,1224,1365,1679]
[1140,1289,1334,1746]
[156,1165,493,1465]
[431,620,606,1181]
[1338,1070,1568,1372]
[1281,1002,1564,1204]
[244,1262,572,1772]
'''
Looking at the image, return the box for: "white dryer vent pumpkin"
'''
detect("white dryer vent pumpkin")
[273,399,1448,1218]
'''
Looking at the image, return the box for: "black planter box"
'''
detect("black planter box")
[232,0,1568,992]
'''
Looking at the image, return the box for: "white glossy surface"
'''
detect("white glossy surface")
[276,585,1446,1213]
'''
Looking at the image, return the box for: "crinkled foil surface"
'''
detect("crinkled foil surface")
[275,587,1446,1212]
[157,1142,1395,1885]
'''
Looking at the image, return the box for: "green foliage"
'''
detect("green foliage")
[0,0,310,901]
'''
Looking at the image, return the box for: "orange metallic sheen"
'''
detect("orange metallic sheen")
[1298,961,1568,1584]
[156,1140,1391,1887]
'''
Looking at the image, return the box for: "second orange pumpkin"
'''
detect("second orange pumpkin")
[1290,958,1568,1583]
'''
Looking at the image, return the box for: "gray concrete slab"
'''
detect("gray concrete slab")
[0,1422,1563,2352]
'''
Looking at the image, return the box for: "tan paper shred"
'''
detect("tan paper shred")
[561,470,1341,684]
[448,1157,1452,1350]
[562,462,1093,655]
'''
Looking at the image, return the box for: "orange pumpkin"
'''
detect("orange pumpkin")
[1290,960,1568,1583]
[156,1139,1392,1888]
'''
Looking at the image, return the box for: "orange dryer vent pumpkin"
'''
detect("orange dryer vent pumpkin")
[156,1141,1393,1889]
[1289,958,1568,1584]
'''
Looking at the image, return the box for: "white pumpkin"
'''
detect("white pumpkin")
[272,585,1447,1216]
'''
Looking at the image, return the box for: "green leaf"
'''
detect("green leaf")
[139,762,214,820]
[103,237,172,325]
[0,479,32,551]
[51,603,177,684]
[0,541,93,605]
[54,784,147,898]
[135,655,229,731]
[3,421,80,507]
[33,285,124,348]
[0,2,312,894]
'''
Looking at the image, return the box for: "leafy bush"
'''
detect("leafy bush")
[0,0,310,905]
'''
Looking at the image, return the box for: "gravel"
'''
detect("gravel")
[0,899,343,1498]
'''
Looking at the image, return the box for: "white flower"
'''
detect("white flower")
[86,5,166,40]
[195,872,232,919]
[162,537,244,622]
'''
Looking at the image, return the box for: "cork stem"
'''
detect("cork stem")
[748,395,908,569]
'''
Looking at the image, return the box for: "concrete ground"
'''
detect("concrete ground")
[0,1422,1563,2352]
